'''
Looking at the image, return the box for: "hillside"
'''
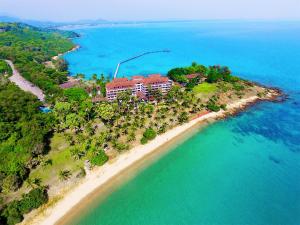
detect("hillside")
[0,23,76,98]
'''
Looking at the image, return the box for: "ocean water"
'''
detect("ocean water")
[64,21,300,225]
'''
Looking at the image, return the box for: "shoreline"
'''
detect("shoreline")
[52,45,80,61]
[22,92,280,225]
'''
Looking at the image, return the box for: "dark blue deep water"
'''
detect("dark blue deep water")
[65,21,300,225]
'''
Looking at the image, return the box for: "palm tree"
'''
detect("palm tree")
[59,170,72,181]
[25,178,35,188]
[33,177,42,187]
[92,74,98,81]
[42,159,53,167]
[25,177,42,188]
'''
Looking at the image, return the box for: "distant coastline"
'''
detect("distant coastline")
[52,45,80,61]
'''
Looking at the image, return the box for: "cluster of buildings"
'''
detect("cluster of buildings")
[105,74,173,101]
[60,73,203,102]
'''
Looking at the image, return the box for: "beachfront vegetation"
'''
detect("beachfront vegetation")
[0,187,48,225]
[141,128,157,144]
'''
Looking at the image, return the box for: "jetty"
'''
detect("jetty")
[114,50,170,78]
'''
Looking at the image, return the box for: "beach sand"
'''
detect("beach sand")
[22,95,271,225]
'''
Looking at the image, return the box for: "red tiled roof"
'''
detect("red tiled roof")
[143,76,169,85]
[112,78,129,83]
[186,74,201,79]
[59,80,80,89]
[132,75,144,80]
[148,74,162,78]
[106,80,135,89]
[106,74,169,90]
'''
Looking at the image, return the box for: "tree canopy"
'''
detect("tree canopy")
[0,23,75,96]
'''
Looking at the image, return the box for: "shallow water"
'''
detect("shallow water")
[65,21,300,225]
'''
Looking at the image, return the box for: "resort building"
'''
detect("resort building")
[106,74,173,101]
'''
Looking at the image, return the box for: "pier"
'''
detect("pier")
[113,50,170,79]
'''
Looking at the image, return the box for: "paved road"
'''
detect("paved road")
[6,60,45,101]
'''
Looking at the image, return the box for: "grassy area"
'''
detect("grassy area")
[29,133,83,183]
[193,82,217,94]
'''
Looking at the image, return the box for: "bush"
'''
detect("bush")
[140,137,148,145]
[220,104,227,110]
[206,102,221,112]
[1,201,23,225]
[90,149,108,166]
[1,187,48,225]
[1,175,21,193]
[178,112,189,124]
[233,83,245,91]
[143,128,157,141]
[18,188,48,214]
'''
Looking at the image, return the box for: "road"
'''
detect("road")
[6,60,45,101]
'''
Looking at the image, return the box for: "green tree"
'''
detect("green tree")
[143,128,157,141]
[96,103,114,121]
[63,87,89,102]
[178,112,189,124]
[89,148,108,166]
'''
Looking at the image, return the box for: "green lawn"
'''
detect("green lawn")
[193,82,217,94]
[29,133,83,183]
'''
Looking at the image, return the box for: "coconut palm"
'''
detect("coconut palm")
[58,170,72,181]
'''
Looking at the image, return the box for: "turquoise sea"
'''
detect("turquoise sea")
[64,21,300,225]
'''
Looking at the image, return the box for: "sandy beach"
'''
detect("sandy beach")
[20,94,271,225]
[52,45,80,61]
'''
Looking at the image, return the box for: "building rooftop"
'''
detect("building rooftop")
[59,80,80,89]
[106,74,170,90]
[185,73,201,79]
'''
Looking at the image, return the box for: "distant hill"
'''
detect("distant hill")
[0,16,108,28]
[0,21,80,38]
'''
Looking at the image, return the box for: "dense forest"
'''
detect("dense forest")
[0,23,75,99]
[0,23,78,224]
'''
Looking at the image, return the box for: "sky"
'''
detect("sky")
[1,0,300,22]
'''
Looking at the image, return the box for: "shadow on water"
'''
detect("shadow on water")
[269,155,282,165]
[230,93,300,153]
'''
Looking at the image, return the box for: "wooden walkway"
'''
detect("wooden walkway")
[6,60,45,101]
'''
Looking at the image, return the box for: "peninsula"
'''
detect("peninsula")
[0,22,281,225]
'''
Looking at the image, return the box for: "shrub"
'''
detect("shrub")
[178,112,189,124]
[207,102,221,112]
[1,187,48,225]
[18,188,48,214]
[220,104,227,110]
[90,149,108,166]
[143,128,157,141]
[1,175,21,193]
[1,200,23,225]
[233,83,245,91]
[140,137,148,145]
